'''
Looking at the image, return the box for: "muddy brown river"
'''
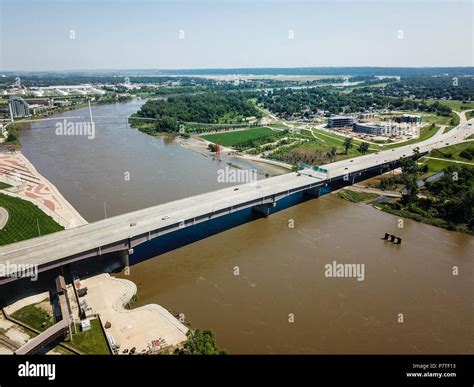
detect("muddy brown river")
[19,101,473,354]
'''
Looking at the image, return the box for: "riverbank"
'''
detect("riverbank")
[176,135,292,176]
[79,273,188,354]
[334,166,473,235]
[0,150,87,229]
[1,95,135,148]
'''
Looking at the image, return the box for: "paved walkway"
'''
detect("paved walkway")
[0,151,87,228]
[0,207,9,230]
[80,274,188,354]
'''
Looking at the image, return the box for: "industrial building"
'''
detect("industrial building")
[8,97,30,118]
[328,116,355,128]
[358,113,375,121]
[353,122,391,136]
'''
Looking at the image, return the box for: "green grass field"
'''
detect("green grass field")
[201,127,277,146]
[0,182,12,190]
[11,303,54,332]
[67,319,110,355]
[429,142,474,163]
[422,158,454,173]
[431,99,474,112]
[0,193,64,246]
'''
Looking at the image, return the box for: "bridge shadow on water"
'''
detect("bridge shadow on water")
[0,170,376,304]
[129,188,332,266]
[0,188,337,306]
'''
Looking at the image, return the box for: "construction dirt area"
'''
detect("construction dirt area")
[78,274,188,354]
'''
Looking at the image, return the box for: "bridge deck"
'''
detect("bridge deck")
[0,118,471,280]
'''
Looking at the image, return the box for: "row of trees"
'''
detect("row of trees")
[381,75,474,102]
[174,329,226,355]
[257,86,454,119]
[133,92,262,133]
[342,137,369,155]
[394,154,473,232]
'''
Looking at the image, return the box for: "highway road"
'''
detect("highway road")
[0,113,472,279]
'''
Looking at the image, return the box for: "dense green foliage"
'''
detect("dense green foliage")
[459,148,474,161]
[380,75,474,101]
[257,87,454,118]
[389,163,473,233]
[6,127,19,144]
[132,92,261,132]
[336,189,379,203]
[202,128,286,149]
[175,329,226,355]
[358,142,369,154]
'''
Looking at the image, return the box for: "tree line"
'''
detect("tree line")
[132,92,262,133]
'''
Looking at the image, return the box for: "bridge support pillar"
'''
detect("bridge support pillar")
[252,202,276,217]
[304,186,321,198]
[119,249,130,268]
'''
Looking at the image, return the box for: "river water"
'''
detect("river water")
[19,101,473,354]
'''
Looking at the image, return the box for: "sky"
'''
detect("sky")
[0,0,472,71]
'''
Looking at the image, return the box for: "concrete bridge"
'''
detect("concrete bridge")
[0,116,472,284]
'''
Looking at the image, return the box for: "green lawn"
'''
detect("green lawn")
[429,142,474,163]
[431,99,474,112]
[67,319,110,355]
[0,193,64,245]
[466,111,474,120]
[422,158,454,173]
[421,159,473,175]
[302,137,365,159]
[201,127,278,146]
[12,304,110,354]
[11,303,54,332]
[0,182,12,190]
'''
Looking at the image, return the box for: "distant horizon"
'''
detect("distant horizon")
[1,0,472,71]
[2,65,474,75]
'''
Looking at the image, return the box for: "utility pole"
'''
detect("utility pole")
[8,100,14,123]
[104,202,107,219]
[88,100,94,125]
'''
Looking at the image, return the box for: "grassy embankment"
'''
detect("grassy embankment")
[335,190,379,203]
[11,302,54,331]
[11,302,110,355]
[420,142,474,173]
[0,193,64,246]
